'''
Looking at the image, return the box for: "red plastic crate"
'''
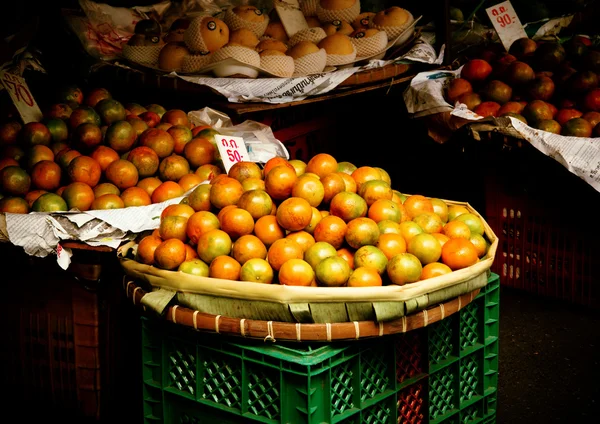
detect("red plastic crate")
[483,138,600,307]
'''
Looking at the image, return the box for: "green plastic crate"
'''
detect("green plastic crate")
[140,273,500,424]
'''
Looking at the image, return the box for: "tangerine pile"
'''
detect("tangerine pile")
[0,85,225,214]
[137,153,492,288]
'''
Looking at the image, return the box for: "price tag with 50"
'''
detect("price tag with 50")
[215,134,250,173]
[485,1,528,51]
[0,70,43,123]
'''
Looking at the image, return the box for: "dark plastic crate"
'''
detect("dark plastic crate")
[140,274,500,424]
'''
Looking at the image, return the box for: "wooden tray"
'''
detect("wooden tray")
[123,278,480,342]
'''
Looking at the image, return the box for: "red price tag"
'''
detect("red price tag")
[485,1,528,51]
[215,134,250,173]
[0,70,42,123]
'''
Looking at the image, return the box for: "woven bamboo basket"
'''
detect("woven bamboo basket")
[118,199,497,324]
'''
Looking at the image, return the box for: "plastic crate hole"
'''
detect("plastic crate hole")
[397,382,425,424]
[201,353,242,410]
[395,331,426,385]
[331,359,356,415]
[459,355,481,403]
[167,343,196,396]
[429,366,457,421]
[429,317,455,366]
[247,366,280,420]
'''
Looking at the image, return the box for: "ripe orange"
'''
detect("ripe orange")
[345,217,380,249]
[351,166,381,192]
[376,233,407,260]
[209,176,243,209]
[441,238,479,270]
[432,232,450,248]
[217,204,238,222]
[447,204,469,221]
[24,190,48,208]
[399,221,423,244]
[430,198,449,223]
[20,122,52,147]
[25,144,54,170]
[184,137,216,168]
[358,179,392,206]
[178,173,204,192]
[291,174,324,207]
[168,125,193,155]
[263,156,293,177]
[187,183,212,212]
[55,148,81,170]
[368,198,407,223]
[161,203,195,219]
[91,193,125,210]
[186,210,221,245]
[67,155,101,186]
[184,244,198,261]
[105,159,139,190]
[378,219,402,235]
[304,206,322,234]
[353,245,388,275]
[337,161,357,175]
[276,197,312,231]
[159,215,189,241]
[442,220,471,239]
[265,164,298,200]
[232,234,268,265]
[320,172,346,204]
[158,154,190,182]
[178,258,210,276]
[403,194,434,219]
[31,192,68,212]
[196,228,232,263]
[452,212,485,236]
[0,157,19,171]
[347,266,382,287]
[135,235,163,265]
[313,214,347,249]
[120,186,152,207]
[62,181,95,211]
[285,230,315,253]
[335,171,357,193]
[137,177,162,198]
[315,255,351,287]
[413,211,443,234]
[139,128,175,158]
[228,161,263,182]
[407,233,442,265]
[237,189,273,220]
[151,181,184,203]
[209,255,242,280]
[92,145,120,172]
[421,262,453,280]
[242,177,265,191]
[336,247,355,269]
[30,160,61,191]
[288,159,307,176]
[267,238,304,271]
[195,163,223,182]
[240,258,274,284]
[374,167,391,185]
[154,238,187,270]
[305,153,338,178]
[329,191,367,222]
[254,214,286,247]
[220,207,255,239]
[278,258,315,286]
[162,109,189,127]
[304,241,337,270]
[104,120,136,152]
[0,196,29,214]
[470,233,489,258]
[127,146,160,178]
[386,253,423,285]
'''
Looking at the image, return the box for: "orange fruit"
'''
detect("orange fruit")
[305,153,338,178]
[320,172,346,204]
[358,179,392,206]
[447,204,469,221]
[374,167,391,185]
[288,159,307,176]
[335,171,357,193]
[178,173,204,192]
[278,258,315,286]
[24,190,48,208]
[315,255,351,287]
[403,194,434,219]
[196,228,232,263]
[232,234,268,265]
[162,109,189,127]
[30,160,61,191]
[452,212,485,236]
[262,156,293,177]
[276,197,312,232]
[168,125,193,155]
[285,230,315,253]
[399,221,423,244]
[407,233,442,265]
[139,128,175,158]
[105,159,139,190]
[25,144,54,170]
[158,154,190,181]
[209,255,242,280]
[186,210,221,245]
[441,238,479,270]
[161,203,195,219]
[67,155,101,186]
[151,181,184,203]
[345,217,380,249]
[137,177,162,198]
[386,253,423,285]
[304,206,323,234]
[184,137,216,168]
[421,262,453,280]
[351,166,381,192]
[184,243,199,260]
[267,238,304,271]
[392,190,406,205]
[413,211,443,234]
[55,148,81,170]
[442,220,471,239]
[378,219,402,235]
[159,215,189,241]
[254,214,285,247]
[220,207,255,240]
[432,232,450,249]
[104,120,136,152]
[242,177,265,191]
[187,183,212,211]
[210,176,244,209]
[91,193,125,210]
[127,146,160,178]
[265,164,298,200]
[337,161,357,175]
[430,198,449,223]
[313,214,347,249]
[336,247,355,269]
[353,245,388,275]
[135,235,163,265]
[217,204,238,222]
[304,241,337,270]
[237,189,273,220]
[178,258,210,276]
[92,145,120,172]
[375,233,407,260]
[85,87,112,107]
[291,174,324,207]
[62,181,95,211]
[195,163,223,182]
[0,196,29,214]
[154,238,187,270]
[20,122,52,147]
[470,233,489,258]
[347,266,382,287]
[228,161,263,182]
[94,183,121,198]
[240,258,274,284]
[120,186,152,207]
[31,192,68,212]
[368,198,407,223]
[0,157,19,171]
[329,191,367,222]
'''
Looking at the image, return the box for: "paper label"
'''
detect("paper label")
[485,1,528,51]
[215,134,249,173]
[274,0,308,38]
[0,70,43,123]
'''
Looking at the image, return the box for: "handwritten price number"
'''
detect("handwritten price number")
[490,6,514,28]
[1,73,34,107]
[221,138,245,163]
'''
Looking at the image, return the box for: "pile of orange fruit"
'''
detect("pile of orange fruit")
[0,85,222,213]
[137,153,492,287]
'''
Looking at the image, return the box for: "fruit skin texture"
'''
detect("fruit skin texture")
[460,59,492,83]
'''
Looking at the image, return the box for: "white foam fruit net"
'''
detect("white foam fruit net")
[316,1,360,25]
[184,16,210,53]
[370,9,414,40]
[260,55,295,78]
[224,7,270,38]
[211,44,261,67]
[292,48,327,76]
[324,44,357,66]
[352,30,388,58]
[300,0,319,17]
[122,45,162,65]
[288,27,327,47]
[182,53,212,73]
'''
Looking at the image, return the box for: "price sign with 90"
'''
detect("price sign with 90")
[0,70,42,123]
[216,134,250,173]
[485,1,527,51]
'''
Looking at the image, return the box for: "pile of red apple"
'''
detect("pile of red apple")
[445,36,600,137]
